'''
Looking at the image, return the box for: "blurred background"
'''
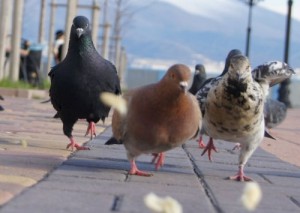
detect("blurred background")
[0,0,299,106]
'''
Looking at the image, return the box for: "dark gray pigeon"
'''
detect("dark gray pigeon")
[189,64,207,95]
[264,98,287,129]
[49,16,121,150]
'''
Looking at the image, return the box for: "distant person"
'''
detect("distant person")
[4,36,31,81]
[53,30,65,64]
[5,36,30,59]
[19,39,31,81]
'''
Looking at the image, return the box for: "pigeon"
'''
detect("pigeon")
[101,64,201,176]
[198,54,294,181]
[196,50,281,149]
[48,16,121,150]
[196,49,242,148]
[264,98,287,129]
[188,64,207,95]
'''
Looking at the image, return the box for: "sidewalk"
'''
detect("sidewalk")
[0,97,300,213]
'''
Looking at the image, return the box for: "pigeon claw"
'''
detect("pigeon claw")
[201,137,217,161]
[129,160,153,177]
[85,122,97,140]
[151,153,165,170]
[228,165,252,181]
[129,169,153,177]
[228,174,252,182]
[197,135,206,149]
[66,138,90,151]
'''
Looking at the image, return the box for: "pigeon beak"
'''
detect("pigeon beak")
[179,81,188,93]
[289,66,295,74]
[76,28,84,38]
[237,73,245,81]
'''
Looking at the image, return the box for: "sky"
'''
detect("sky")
[161,0,300,21]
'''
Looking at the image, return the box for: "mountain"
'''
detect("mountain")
[20,0,300,71]
[124,0,300,70]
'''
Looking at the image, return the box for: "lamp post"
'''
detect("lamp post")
[243,0,262,58]
[278,0,293,108]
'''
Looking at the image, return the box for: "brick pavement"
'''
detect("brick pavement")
[0,97,300,213]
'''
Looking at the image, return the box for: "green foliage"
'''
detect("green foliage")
[0,79,50,90]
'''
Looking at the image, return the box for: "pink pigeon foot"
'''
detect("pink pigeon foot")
[151,153,165,170]
[66,137,90,151]
[129,160,153,176]
[201,137,218,161]
[85,122,97,139]
[228,165,252,181]
[197,135,206,149]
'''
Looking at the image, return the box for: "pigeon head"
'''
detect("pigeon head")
[164,64,191,93]
[195,64,205,75]
[72,16,90,38]
[221,49,243,76]
[228,55,251,82]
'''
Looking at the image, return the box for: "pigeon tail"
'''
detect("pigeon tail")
[105,137,122,145]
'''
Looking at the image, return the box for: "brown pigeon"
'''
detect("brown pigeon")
[101,64,201,176]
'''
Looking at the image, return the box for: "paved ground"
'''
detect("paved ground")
[0,97,300,213]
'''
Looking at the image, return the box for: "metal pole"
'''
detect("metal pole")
[278,0,293,108]
[46,0,56,78]
[62,0,77,59]
[114,36,121,72]
[91,0,100,47]
[38,0,46,44]
[101,23,111,59]
[284,0,292,63]
[9,0,24,82]
[103,0,108,24]
[119,47,127,88]
[245,0,253,57]
[0,0,10,80]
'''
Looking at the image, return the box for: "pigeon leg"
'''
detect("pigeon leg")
[151,153,165,170]
[229,165,252,181]
[197,135,206,148]
[201,137,217,161]
[66,137,90,151]
[85,122,97,139]
[129,160,153,177]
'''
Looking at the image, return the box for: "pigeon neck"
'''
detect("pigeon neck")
[67,35,95,56]
[157,79,184,102]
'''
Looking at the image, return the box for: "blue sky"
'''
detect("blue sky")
[161,0,300,21]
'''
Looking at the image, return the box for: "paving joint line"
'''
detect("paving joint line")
[182,144,224,213]
[258,173,273,184]
[111,194,124,211]
[289,196,300,209]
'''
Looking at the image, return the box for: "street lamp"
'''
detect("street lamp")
[278,0,293,108]
[242,0,263,58]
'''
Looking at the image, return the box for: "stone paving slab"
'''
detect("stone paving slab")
[0,97,109,206]
[0,97,300,212]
